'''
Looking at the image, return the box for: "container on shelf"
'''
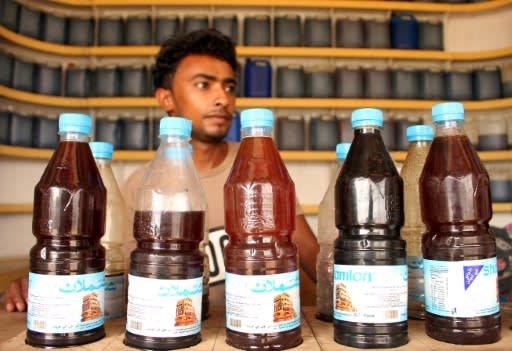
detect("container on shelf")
[501,62,512,98]
[183,15,209,34]
[364,66,391,99]
[41,13,67,44]
[213,15,238,44]
[487,162,512,203]
[0,50,13,87]
[125,16,151,45]
[418,20,443,50]
[418,69,445,100]
[152,117,159,150]
[392,69,419,99]
[478,113,508,150]
[35,64,62,96]
[337,116,354,143]
[276,115,306,150]
[0,111,10,144]
[95,116,121,149]
[18,5,41,40]
[32,115,58,149]
[309,115,338,150]
[306,67,335,98]
[98,17,124,46]
[67,16,94,46]
[364,18,391,48]
[94,66,119,97]
[382,118,397,151]
[335,17,364,48]
[243,59,272,97]
[119,65,148,97]
[464,113,480,148]
[1,0,19,32]
[224,111,241,142]
[9,111,33,147]
[274,15,301,47]
[445,69,473,101]
[390,13,419,49]
[304,16,331,47]
[243,15,271,46]
[65,66,90,97]
[473,67,502,100]
[12,57,35,92]
[335,66,364,98]
[276,65,306,98]
[155,16,180,45]
[395,117,422,151]
[119,115,149,150]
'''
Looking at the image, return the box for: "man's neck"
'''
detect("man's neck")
[191,140,229,173]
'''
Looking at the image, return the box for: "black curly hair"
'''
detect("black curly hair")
[152,28,239,91]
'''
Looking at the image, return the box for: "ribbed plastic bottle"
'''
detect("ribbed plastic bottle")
[124,117,207,350]
[333,108,408,348]
[27,113,106,347]
[89,141,128,320]
[316,142,351,322]
[224,108,303,350]
[400,125,433,320]
[420,102,501,345]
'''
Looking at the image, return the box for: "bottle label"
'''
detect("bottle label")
[424,258,500,317]
[27,271,105,333]
[333,265,408,323]
[126,275,202,337]
[407,255,425,303]
[225,271,301,334]
[104,273,125,320]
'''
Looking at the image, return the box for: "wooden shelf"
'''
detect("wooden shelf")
[47,0,512,13]
[1,202,510,214]
[2,26,512,62]
[301,202,512,215]
[2,85,512,111]
[1,145,511,162]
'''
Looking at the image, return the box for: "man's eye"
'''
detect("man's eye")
[196,82,208,89]
[224,85,236,93]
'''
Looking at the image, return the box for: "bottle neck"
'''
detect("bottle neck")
[58,131,90,142]
[433,119,465,137]
[241,126,273,138]
[160,134,189,146]
[354,125,382,135]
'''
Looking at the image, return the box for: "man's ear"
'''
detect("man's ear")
[155,87,175,114]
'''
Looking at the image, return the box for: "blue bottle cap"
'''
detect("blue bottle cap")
[406,125,434,142]
[351,108,384,128]
[58,113,92,134]
[432,102,464,122]
[89,141,114,160]
[336,143,351,160]
[160,116,192,137]
[241,108,273,128]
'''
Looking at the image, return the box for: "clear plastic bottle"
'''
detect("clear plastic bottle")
[124,117,207,350]
[224,108,303,350]
[400,125,433,320]
[89,141,128,320]
[333,108,408,348]
[27,113,106,347]
[316,142,351,322]
[420,102,501,344]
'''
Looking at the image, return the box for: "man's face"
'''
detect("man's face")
[166,54,237,144]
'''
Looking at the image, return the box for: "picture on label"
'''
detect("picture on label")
[81,292,102,322]
[175,297,198,326]
[335,283,356,312]
[273,293,297,322]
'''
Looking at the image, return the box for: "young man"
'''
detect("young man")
[3,28,319,312]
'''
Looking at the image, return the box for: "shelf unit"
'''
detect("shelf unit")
[46,0,512,13]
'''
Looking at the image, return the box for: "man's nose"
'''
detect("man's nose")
[213,85,229,107]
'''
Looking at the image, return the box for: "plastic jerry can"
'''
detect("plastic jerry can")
[243,59,272,97]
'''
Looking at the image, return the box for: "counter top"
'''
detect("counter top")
[1,307,511,350]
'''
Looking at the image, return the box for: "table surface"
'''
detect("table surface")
[1,307,511,351]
